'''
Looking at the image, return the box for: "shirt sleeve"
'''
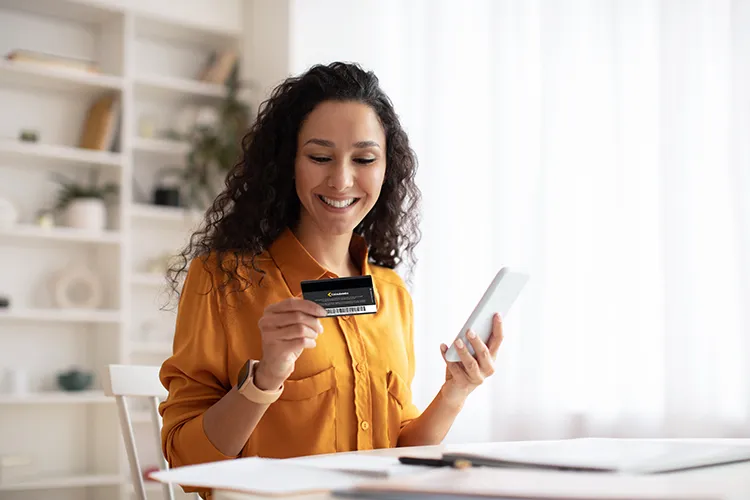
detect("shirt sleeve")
[159,257,238,470]
[400,293,422,430]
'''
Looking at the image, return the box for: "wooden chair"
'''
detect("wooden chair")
[104,364,175,500]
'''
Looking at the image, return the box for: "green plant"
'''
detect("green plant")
[182,68,251,209]
[51,169,118,212]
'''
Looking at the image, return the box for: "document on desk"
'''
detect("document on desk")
[286,454,434,478]
[149,457,366,495]
[334,466,722,500]
[442,438,750,474]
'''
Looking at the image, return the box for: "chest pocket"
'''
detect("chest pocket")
[252,366,337,458]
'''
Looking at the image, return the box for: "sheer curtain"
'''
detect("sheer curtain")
[290,0,750,441]
[397,0,750,442]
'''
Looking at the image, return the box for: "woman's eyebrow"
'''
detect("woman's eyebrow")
[353,140,381,149]
[303,139,381,149]
[304,138,335,147]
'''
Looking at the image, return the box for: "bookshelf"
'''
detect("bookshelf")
[0,1,249,499]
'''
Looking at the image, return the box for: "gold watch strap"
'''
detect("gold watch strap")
[237,360,283,404]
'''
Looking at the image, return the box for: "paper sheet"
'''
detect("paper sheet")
[149,457,365,495]
[286,454,434,477]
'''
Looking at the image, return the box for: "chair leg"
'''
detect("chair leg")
[117,397,147,500]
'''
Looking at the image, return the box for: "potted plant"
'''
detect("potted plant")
[52,170,118,231]
[165,68,250,210]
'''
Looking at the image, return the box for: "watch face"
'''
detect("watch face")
[237,360,251,389]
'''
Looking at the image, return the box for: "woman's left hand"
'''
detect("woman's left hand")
[439,313,504,407]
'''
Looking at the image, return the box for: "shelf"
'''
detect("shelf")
[135,12,241,46]
[0,390,112,406]
[0,139,123,168]
[0,473,124,491]
[131,342,173,355]
[0,59,123,93]
[130,204,203,224]
[0,0,122,25]
[0,308,121,324]
[134,74,227,101]
[131,273,167,287]
[133,137,191,156]
[0,224,122,245]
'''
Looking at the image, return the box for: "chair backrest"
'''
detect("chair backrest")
[105,364,174,500]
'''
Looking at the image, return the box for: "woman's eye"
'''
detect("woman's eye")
[309,155,331,163]
[354,158,376,165]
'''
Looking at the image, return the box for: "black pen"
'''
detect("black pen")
[398,456,474,469]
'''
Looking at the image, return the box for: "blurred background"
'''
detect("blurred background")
[0,0,748,499]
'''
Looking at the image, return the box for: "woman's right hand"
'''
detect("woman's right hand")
[254,297,327,391]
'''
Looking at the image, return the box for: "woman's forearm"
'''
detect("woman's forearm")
[397,387,465,447]
[202,387,272,456]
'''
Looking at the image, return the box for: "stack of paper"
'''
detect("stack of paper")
[150,457,365,496]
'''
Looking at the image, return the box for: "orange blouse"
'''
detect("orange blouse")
[159,228,420,496]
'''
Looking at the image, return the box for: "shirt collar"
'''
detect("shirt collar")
[268,227,380,307]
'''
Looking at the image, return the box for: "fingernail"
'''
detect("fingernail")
[467,330,476,339]
[455,339,464,349]
[495,313,502,321]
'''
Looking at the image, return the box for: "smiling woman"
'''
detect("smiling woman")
[158,62,504,499]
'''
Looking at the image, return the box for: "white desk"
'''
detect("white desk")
[212,440,750,500]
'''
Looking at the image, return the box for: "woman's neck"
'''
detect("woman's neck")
[292,222,360,278]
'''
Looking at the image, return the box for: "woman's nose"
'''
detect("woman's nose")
[327,161,355,191]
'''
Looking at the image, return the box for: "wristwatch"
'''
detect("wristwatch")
[236,359,284,404]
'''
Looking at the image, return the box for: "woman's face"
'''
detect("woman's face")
[295,100,387,236]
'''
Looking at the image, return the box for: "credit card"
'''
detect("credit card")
[300,275,377,317]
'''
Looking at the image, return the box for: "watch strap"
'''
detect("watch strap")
[237,360,283,405]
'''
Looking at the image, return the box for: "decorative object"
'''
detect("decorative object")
[18,129,38,142]
[56,367,94,392]
[0,198,18,228]
[35,209,54,228]
[51,169,117,231]
[52,265,103,309]
[3,368,29,395]
[78,93,120,152]
[152,167,182,207]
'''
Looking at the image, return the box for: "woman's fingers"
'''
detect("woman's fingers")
[259,310,324,333]
[466,330,495,377]
[271,323,320,341]
[454,336,484,383]
[266,297,327,317]
[486,313,504,359]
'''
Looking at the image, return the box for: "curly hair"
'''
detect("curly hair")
[166,61,421,300]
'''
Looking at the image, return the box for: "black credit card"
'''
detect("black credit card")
[300,275,377,317]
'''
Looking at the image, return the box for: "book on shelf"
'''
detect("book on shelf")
[79,94,120,152]
[5,49,100,74]
[196,49,238,85]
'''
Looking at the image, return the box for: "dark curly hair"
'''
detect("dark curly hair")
[166,62,421,299]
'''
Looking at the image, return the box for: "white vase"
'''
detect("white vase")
[64,198,107,231]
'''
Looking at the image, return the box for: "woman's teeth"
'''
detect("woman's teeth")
[319,195,357,208]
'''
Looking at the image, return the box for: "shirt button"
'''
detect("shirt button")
[355,363,364,373]
[361,421,370,431]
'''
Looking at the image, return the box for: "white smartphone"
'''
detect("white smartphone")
[444,267,530,362]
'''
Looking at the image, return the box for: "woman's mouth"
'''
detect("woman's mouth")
[317,195,360,210]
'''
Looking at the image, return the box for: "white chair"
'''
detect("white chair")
[104,364,175,500]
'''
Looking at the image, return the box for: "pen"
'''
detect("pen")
[398,456,474,469]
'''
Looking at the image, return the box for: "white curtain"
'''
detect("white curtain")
[290,0,750,442]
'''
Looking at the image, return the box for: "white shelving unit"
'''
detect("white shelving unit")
[0,1,248,499]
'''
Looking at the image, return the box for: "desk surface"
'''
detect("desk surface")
[213,439,750,500]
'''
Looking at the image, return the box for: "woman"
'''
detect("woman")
[159,62,503,497]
